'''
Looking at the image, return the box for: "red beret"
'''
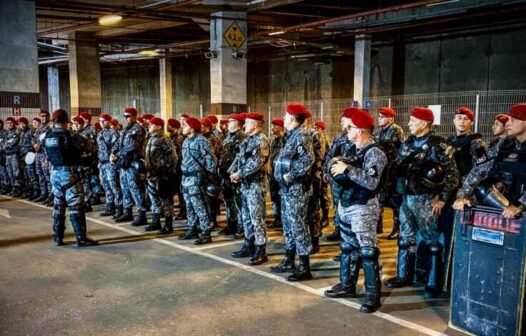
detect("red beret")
[245,112,264,121]
[379,107,396,117]
[137,117,144,123]
[143,114,154,120]
[495,114,509,125]
[200,118,212,129]
[342,106,363,119]
[32,117,41,123]
[207,115,218,124]
[51,109,68,122]
[455,107,475,121]
[181,112,190,119]
[168,119,180,128]
[305,109,312,119]
[508,103,526,121]
[72,116,85,124]
[229,114,245,123]
[95,122,102,131]
[39,109,49,116]
[314,120,326,130]
[124,107,138,116]
[350,109,375,130]
[410,107,434,122]
[99,113,112,122]
[17,117,29,125]
[185,117,201,132]
[271,119,284,127]
[80,112,91,121]
[220,119,229,125]
[5,117,16,123]
[286,103,309,116]
[111,119,120,127]
[149,117,164,127]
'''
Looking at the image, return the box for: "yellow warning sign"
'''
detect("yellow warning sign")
[224,21,246,51]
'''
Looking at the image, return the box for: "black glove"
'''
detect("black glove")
[116,153,133,170]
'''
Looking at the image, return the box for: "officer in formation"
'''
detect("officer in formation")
[143,117,179,235]
[3,117,22,197]
[44,109,98,247]
[78,112,102,208]
[489,113,509,149]
[454,103,526,218]
[385,107,459,298]
[96,113,122,218]
[313,120,331,227]
[33,109,53,204]
[167,118,187,220]
[217,113,245,237]
[271,103,315,281]
[373,107,405,238]
[268,118,285,229]
[0,119,9,194]
[229,112,270,265]
[18,117,38,199]
[178,117,217,245]
[200,117,221,228]
[325,108,387,314]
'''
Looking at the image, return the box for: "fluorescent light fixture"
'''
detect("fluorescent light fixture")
[426,0,460,7]
[98,14,122,26]
[268,30,285,36]
[138,50,159,56]
[321,45,334,50]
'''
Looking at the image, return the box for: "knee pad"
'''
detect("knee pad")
[428,243,442,255]
[398,239,415,250]
[360,246,379,260]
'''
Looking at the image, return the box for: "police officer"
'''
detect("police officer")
[373,107,405,238]
[44,109,98,247]
[489,114,509,149]
[3,117,22,197]
[229,112,270,265]
[113,107,148,226]
[271,103,315,281]
[18,117,37,199]
[143,117,179,235]
[32,109,53,203]
[268,119,285,229]
[454,103,526,219]
[178,117,217,245]
[96,113,122,218]
[218,113,245,236]
[385,107,459,298]
[0,119,9,194]
[325,109,387,314]
[314,120,331,227]
[78,112,102,208]
[206,114,223,140]
[167,118,187,220]
[201,117,221,228]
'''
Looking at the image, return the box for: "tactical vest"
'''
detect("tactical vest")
[492,139,526,204]
[449,133,482,178]
[44,129,81,167]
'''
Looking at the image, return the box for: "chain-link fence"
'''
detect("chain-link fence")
[255,90,526,141]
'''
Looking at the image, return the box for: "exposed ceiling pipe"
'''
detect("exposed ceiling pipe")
[37,41,68,53]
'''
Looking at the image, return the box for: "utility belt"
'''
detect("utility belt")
[182,171,201,177]
[395,177,435,196]
[5,150,19,156]
[53,166,77,172]
[340,187,376,207]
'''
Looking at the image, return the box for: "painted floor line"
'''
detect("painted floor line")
[11,197,448,336]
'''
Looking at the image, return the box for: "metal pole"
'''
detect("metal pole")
[199,104,203,118]
[320,101,324,121]
[474,94,480,133]
[388,97,392,108]
[268,105,272,136]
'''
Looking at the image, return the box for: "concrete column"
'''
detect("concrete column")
[210,11,247,115]
[353,34,371,107]
[68,32,101,117]
[47,66,60,112]
[160,57,174,122]
[0,0,40,117]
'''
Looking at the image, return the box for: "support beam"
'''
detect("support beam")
[47,66,60,112]
[160,57,174,122]
[353,34,371,106]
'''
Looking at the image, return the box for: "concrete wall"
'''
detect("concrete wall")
[173,60,210,117]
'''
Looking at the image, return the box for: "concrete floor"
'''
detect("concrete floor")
[0,196,466,336]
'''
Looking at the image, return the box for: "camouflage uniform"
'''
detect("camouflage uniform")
[4,128,22,190]
[203,130,222,224]
[0,128,9,192]
[447,132,487,180]
[306,128,323,242]
[116,122,147,211]
[318,132,331,223]
[181,134,216,235]
[171,131,187,216]
[97,128,121,211]
[229,132,269,245]
[78,124,99,206]
[33,122,52,197]
[269,134,285,225]
[218,129,245,233]
[274,126,315,256]
[20,127,37,194]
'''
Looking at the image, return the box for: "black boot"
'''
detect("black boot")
[52,212,66,246]
[267,218,282,229]
[11,187,22,198]
[174,206,186,220]
[100,203,115,217]
[270,249,296,273]
[113,205,123,220]
[159,216,173,235]
[34,192,47,202]
[311,236,320,254]
[178,228,199,240]
[84,201,93,212]
[70,211,99,247]
[194,231,212,245]
[385,243,416,288]
[325,246,359,298]
[249,244,268,265]
[29,190,40,201]
[131,210,148,226]
[424,244,443,298]
[92,194,102,205]
[231,237,255,258]
[115,207,133,222]
[44,195,54,206]
[145,213,162,232]
[360,247,382,313]
[287,255,312,281]
[321,208,329,227]
[325,227,341,241]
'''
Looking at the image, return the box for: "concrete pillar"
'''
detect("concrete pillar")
[160,57,174,121]
[353,34,371,107]
[47,66,60,112]
[0,0,40,117]
[210,11,247,115]
[68,32,101,117]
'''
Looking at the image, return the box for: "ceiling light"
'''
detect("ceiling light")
[268,31,285,36]
[98,14,122,26]
[138,50,159,56]
[426,0,460,7]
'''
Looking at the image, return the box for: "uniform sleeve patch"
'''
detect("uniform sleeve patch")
[367,167,378,177]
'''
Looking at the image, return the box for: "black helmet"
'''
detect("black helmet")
[206,183,221,198]
[328,157,353,189]
[131,158,147,174]
[474,178,509,210]
[420,161,445,190]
